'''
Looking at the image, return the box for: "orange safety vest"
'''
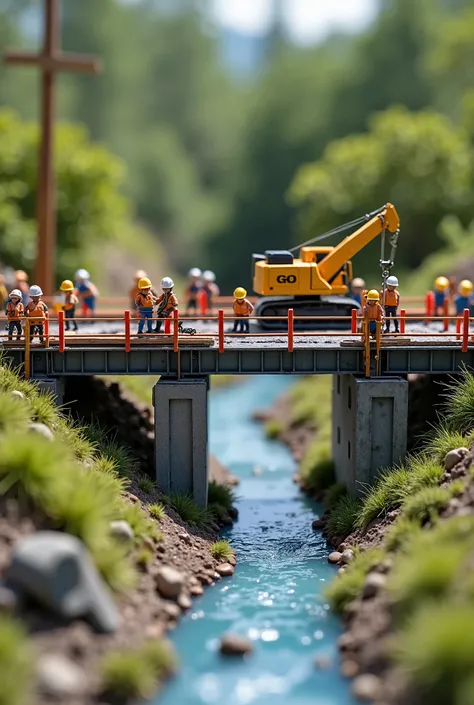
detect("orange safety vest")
[25,300,48,324]
[363,302,384,321]
[6,300,23,321]
[135,291,155,309]
[233,299,254,316]
[156,292,178,314]
[63,292,78,311]
[381,288,399,307]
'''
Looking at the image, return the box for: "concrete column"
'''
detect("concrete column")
[35,378,64,406]
[332,375,408,497]
[153,378,209,508]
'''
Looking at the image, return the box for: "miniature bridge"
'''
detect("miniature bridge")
[3,308,473,508]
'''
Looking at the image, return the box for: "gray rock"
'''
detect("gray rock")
[444,448,469,472]
[37,654,86,697]
[10,390,25,401]
[155,566,185,600]
[362,572,386,599]
[178,532,192,545]
[216,563,234,577]
[6,531,118,633]
[341,549,355,565]
[328,551,342,565]
[219,633,253,656]
[161,601,181,621]
[177,593,192,610]
[109,520,134,543]
[29,423,54,441]
[352,674,382,702]
[312,518,324,530]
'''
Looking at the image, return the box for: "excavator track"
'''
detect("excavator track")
[255,296,360,331]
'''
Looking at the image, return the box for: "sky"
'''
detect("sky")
[212,0,377,43]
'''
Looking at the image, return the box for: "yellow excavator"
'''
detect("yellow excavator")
[252,203,400,329]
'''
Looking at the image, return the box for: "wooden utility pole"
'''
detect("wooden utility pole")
[3,0,102,294]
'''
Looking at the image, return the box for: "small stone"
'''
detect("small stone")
[0,585,18,614]
[312,518,324,530]
[213,572,222,580]
[338,567,347,575]
[155,566,185,600]
[444,448,468,472]
[376,558,394,574]
[29,422,54,441]
[338,542,349,552]
[178,532,192,545]
[362,572,386,599]
[190,584,204,596]
[143,536,156,552]
[328,551,342,564]
[109,520,134,543]
[338,633,356,652]
[228,554,237,566]
[219,633,253,657]
[146,622,164,639]
[177,593,192,611]
[10,390,25,401]
[352,674,382,702]
[216,563,234,577]
[161,601,181,620]
[37,655,85,697]
[203,561,213,570]
[127,493,140,503]
[341,549,355,565]
[341,659,359,678]
[314,653,332,670]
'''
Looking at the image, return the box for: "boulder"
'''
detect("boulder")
[37,655,86,698]
[362,572,386,600]
[219,633,253,657]
[6,531,118,633]
[328,551,342,564]
[155,566,185,600]
[190,584,204,596]
[312,518,325,530]
[216,563,234,577]
[444,448,469,472]
[352,674,382,702]
[109,520,134,543]
[28,423,54,441]
[341,549,355,565]
[177,593,192,611]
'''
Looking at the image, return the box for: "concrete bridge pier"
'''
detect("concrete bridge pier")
[332,375,408,497]
[153,377,209,508]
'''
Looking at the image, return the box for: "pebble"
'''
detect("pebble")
[146,622,164,639]
[37,655,86,697]
[127,493,140,504]
[143,536,156,552]
[203,561,214,570]
[178,532,192,545]
[216,563,235,577]
[312,518,325,530]
[109,520,135,543]
[362,572,386,599]
[190,584,204,596]
[161,601,181,620]
[341,659,359,678]
[314,653,332,670]
[444,448,468,472]
[338,567,347,575]
[28,422,54,441]
[155,566,185,600]
[352,674,382,702]
[328,551,342,564]
[341,549,355,565]
[219,633,253,657]
[177,593,192,611]
[337,633,356,652]
[376,557,394,574]
[10,390,25,400]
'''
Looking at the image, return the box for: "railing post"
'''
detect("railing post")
[462,308,469,353]
[351,308,357,334]
[173,309,179,353]
[288,308,294,353]
[24,319,31,379]
[443,299,449,332]
[44,313,49,347]
[218,309,224,353]
[198,289,207,316]
[456,315,462,341]
[425,291,434,324]
[400,309,406,335]
[124,310,131,353]
[164,315,171,335]
[58,310,65,353]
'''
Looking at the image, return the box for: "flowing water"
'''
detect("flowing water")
[158,376,355,705]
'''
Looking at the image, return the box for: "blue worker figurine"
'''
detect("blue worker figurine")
[185,268,202,315]
[455,279,473,316]
[433,276,449,316]
[351,277,365,307]
[75,268,98,319]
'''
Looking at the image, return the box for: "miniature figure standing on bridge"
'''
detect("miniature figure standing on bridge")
[363,290,384,338]
[135,277,157,335]
[199,270,219,317]
[351,277,365,306]
[6,289,24,340]
[433,276,450,317]
[25,285,48,344]
[232,287,254,333]
[455,280,473,316]
[381,275,400,333]
[60,279,78,332]
[75,269,98,319]
[185,268,202,315]
[154,277,178,333]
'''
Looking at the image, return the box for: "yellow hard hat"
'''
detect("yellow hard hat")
[60,279,74,292]
[435,276,449,292]
[234,287,247,299]
[367,289,380,301]
[138,277,152,289]
[460,279,473,296]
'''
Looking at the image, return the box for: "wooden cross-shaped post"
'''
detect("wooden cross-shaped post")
[3,0,102,295]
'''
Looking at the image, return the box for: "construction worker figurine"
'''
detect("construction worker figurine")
[363,289,384,339]
[154,277,178,333]
[185,268,202,314]
[232,287,254,333]
[14,270,30,305]
[201,270,219,314]
[455,280,473,316]
[25,285,48,344]
[60,280,79,332]
[75,269,98,318]
[381,275,400,333]
[6,289,23,340]
[351,277,366,306]
[433,276,449,316]
[135,277,157,335]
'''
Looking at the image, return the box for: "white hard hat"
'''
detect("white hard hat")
[188,268,202,278]
[386,275,399,287]
[161,276,174,289]
[29,285,43,296]
[75,268,90,280]
[9,289,22,298]
[202,270,216,282]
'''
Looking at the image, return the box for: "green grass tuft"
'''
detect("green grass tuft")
[149,503,166,521]
[0,392,32,435]
[0,617,32,705]
[137,475,155,494]
[326,495,361,539]
[28,391,59,428]
[441,367,474,433]
[211,540,234,562]
[101,640,176,699]
[55,416,97,462]
[424,422,469,464]
[325,483,347,509]
[208,481,235,511]
[326,547,386,614]
[119,502,161,542]
[85,423,136,478]
[264,418,283,439]
[401,486,451,523]
[167,492,214,529]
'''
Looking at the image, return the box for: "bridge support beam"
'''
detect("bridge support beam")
[332,375,408,497]
[153,378,209,508]
[35,378,64,405]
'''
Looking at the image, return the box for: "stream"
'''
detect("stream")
[158,376,355,705]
